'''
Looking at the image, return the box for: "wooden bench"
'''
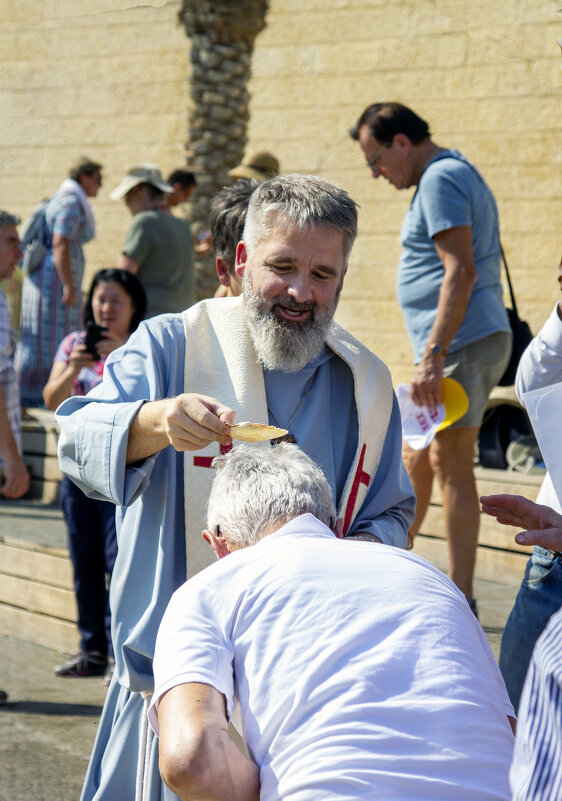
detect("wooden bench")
[0,409,73,651]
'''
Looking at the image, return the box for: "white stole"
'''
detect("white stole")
[183,296,393,577]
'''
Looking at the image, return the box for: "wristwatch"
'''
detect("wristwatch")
[427,343,446,357]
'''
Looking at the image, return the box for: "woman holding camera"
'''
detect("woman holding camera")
[43,268,146,684]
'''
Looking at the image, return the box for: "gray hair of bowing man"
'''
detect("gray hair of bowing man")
[242,174,359,266]
[207,443,337,550]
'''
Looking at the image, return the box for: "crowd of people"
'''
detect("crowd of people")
[0,107,559,801]
[0,151,279,686]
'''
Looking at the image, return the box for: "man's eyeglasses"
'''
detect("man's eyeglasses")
[365,144,389,171]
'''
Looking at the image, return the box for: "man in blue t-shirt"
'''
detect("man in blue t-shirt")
[350,103,512,610]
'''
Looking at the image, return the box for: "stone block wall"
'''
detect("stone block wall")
[0,0,559,384]
[0,0,191,291]
[247,0,561,383]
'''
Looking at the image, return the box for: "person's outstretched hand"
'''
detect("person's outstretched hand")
[480,493,562,552]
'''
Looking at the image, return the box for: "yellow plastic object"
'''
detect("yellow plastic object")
[436,377,469,431]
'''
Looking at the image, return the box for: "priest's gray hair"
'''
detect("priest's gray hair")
[207,442,336,549]
[242,174,358,266]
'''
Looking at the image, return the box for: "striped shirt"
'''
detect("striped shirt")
[0,290,22,462]
[511,604,562,800]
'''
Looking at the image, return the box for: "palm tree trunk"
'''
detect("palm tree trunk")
[178,1,269,299]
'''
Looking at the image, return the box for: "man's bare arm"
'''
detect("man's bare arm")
[410,225,477,409]
[0,384,30,498]
[158,682,260,801]
[52,234,75,305]
[126,394,236,464]
[117,252,140,274]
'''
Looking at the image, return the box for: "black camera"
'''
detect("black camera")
[84,322,108,358]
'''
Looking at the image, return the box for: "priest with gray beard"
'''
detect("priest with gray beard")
[56,174,415,801]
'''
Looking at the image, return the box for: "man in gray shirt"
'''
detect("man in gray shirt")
[111,165,194,316]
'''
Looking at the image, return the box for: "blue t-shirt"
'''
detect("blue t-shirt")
[397,149,510,363]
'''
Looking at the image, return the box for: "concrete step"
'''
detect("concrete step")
[0,502,79,654]
[0,540,78,653]
[0,437,544,654]
[0,409,74,650]
[0,602,78,654]
[2,408,63,504]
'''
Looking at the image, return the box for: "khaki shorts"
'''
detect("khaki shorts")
[443,331,512,428]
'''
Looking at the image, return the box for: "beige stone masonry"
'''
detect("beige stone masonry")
[0,0,558,382]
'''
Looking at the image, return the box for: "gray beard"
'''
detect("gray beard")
[242,273,338,373]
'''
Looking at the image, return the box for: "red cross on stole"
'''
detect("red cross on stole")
[194,442,371,538]
[342,444,371,536]
[193,443,233,468]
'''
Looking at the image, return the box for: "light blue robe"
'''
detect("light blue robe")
[56,311,415,801]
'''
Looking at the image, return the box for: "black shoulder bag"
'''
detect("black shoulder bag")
[478,245,535,468]
[497,244,533,387]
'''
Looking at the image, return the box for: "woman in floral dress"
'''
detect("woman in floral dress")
[15,157,102,408]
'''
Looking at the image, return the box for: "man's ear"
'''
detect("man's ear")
[202,529,231,559]
[234,241,247,280]
[393,132,411,152]
[215,257,232,287]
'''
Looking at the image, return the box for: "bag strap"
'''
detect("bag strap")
[500,243,519,317]
[43,199,53,248]
[417,151,521,321]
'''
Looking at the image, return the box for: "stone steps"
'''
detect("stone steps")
[20,410,62,504]
[0,409,76,651]
[0,410,544,653]
[0,517,78,653]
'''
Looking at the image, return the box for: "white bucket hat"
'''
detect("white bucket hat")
[109,165,173,200]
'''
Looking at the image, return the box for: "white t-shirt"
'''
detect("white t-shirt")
[515,303,562,511]
[150,514,514,801]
